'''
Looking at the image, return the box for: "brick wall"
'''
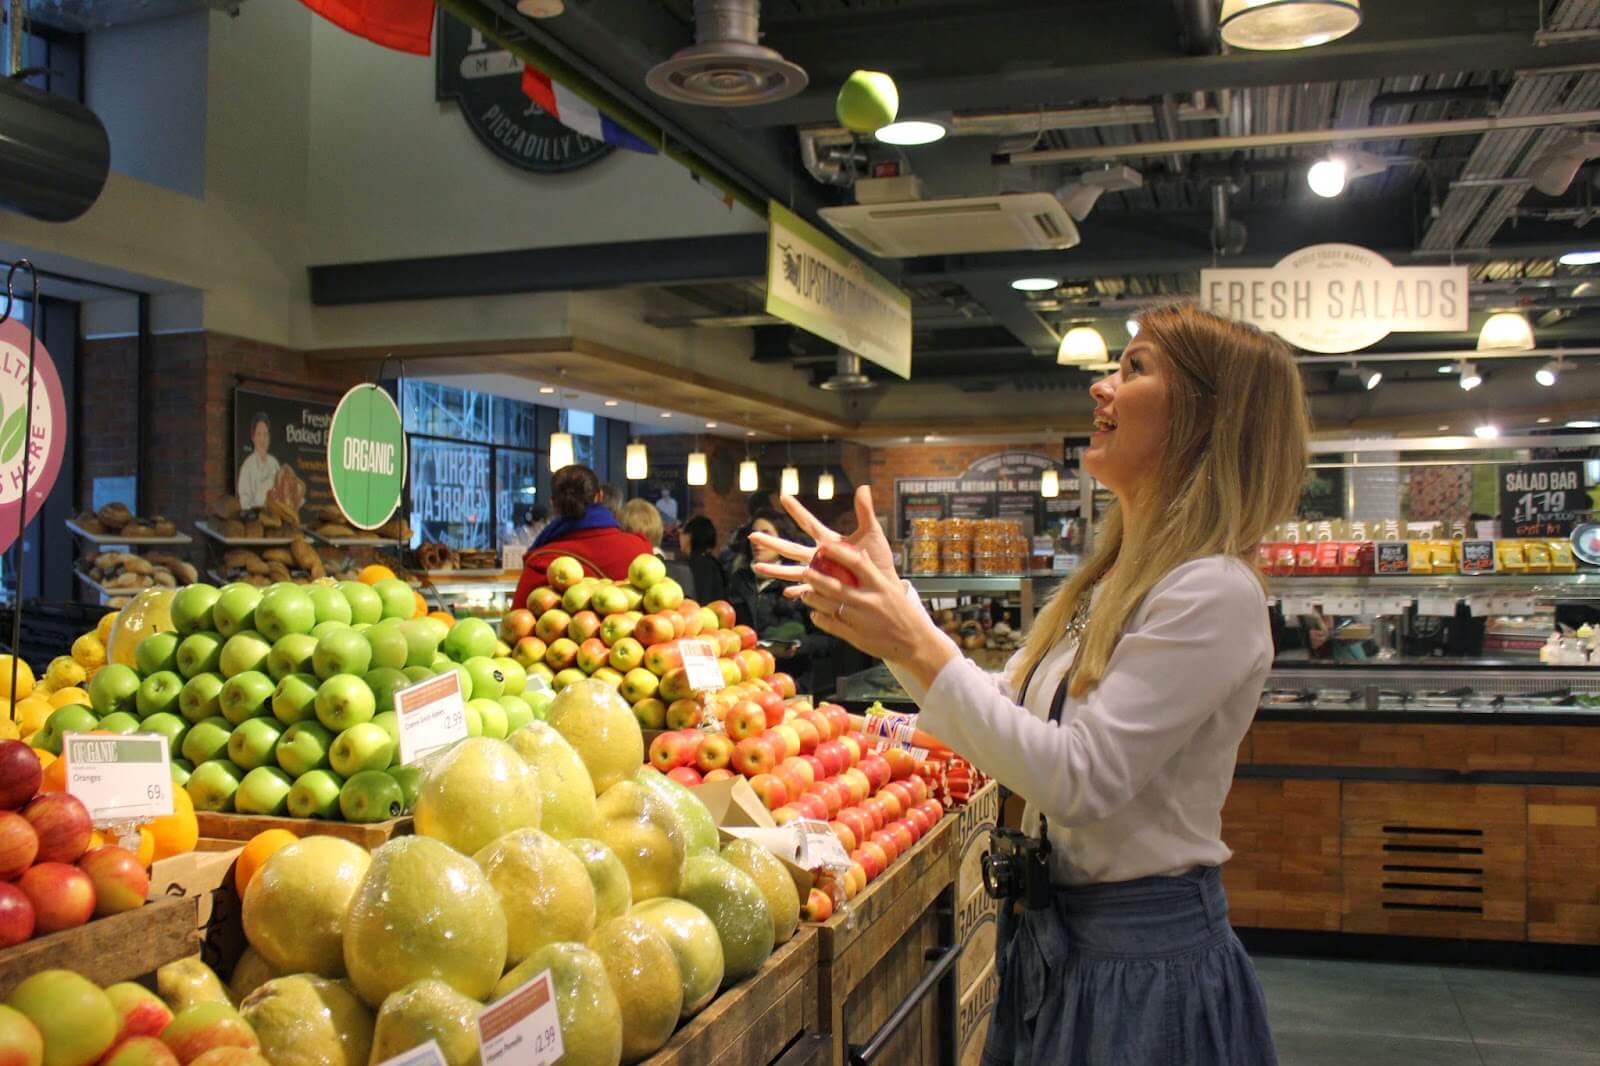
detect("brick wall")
[78,337,139,506]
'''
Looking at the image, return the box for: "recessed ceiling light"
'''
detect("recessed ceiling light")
[705,422,718,429]
[538,386,556,394]
[1568,420,1600,429]
[746,430,756,437]
[1537,416,1553,424]
[1558,250,1600,266]
[1011,277,1060,292]
[603,400,619,407]
[659,411,672,418]
[875,118,947,146]
[1436,424,1450,432]
[1474,423,1500,439]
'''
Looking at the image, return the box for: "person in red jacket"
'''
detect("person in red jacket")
[514,463,652,609]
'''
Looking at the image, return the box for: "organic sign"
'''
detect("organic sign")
[328,385,406,530]
[1499,461,1587,537]
[64,734,173,824]
[0,319,66,555]
[1200,244,1467,353]
[234,388,334,521]
[766,201,912,378]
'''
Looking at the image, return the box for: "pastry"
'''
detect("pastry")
[97,502,132,530]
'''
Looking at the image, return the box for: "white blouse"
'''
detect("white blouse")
[888,555,1272,886]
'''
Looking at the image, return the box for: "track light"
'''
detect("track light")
[1040,468,1060,498]
[686,451,708,486]
[1474,424,1500,440]
[1011,277,1059,292]
[1568,420,1600,429]
[1307,150,1386,198]
[1535,360,1561,387]
[1559,250,1600,266]
[549,432,574,472]
[1220,0,1361,50]
[1477,311,1535,351]
[1057,325,1108,365]
[875,118,947,146]
[1458,362,1482,391]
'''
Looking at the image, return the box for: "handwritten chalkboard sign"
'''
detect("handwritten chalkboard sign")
[894,451,1076,539]
[1375,542,1410,574]
[1460,539,1496,574]
[1499,461,1586,537]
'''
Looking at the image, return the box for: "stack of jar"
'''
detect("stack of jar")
[940,517,976,573]
[976,518,1029,574]
[906,518,942,575]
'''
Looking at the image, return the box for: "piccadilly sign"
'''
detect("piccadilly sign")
[1200,244,1468,353]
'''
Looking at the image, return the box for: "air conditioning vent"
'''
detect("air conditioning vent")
[818,193,1080,258]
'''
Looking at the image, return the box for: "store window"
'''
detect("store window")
[1,17,84,102]
[562,409,596,469]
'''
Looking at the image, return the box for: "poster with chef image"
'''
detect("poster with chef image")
[234,389,335,521]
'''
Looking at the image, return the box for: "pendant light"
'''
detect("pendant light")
[1057,324,1108,365]
[816,436,835,500]
[1219,0,1361,51]
[1477,311,1535,352]
[739,458,759,492]
[779,426,799,497]
[625,443,648,480]
[686,439,708,486]
[1040,468,1060,498]
[549,432,574,472]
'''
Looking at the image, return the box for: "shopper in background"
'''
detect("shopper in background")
[729,511,835,694]
[513,465,652,606]
[598,481,625,518]
[503,503,549,550]
[720,489,781,572]
[619,497,695,595]
[679,514,727,604]
[753,304,1308,1066]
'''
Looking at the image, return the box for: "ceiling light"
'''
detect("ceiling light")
[816,470,835,500]
[875,118,947,146]
[1057,325,1107,365]
[739,458,759,492]
[1040,468,1060,499]
[548,432,574,472]
[1537,416,1553,424]
[538,385,557,395]
[659,411,672,418]
[1535,360,1561,387]
[1437,364,1454,374]
[1458,362,1482,390]
[625,442,648,480]
[1474,423,1500,440]
[515,0,565,15]
[604,399,619,407]
[1220,0,1361,50]
[780,465,800,496]
[1568,420,1600,429]
[1477,311,1535,352]
[1357,365,1381,390]
[1011,277,1059,292]
[1436,424,1450,432]
[705,421,718,429]
[1529,132,1600,196]
[1307,158,1347,198]
[1559,250,1600,266]
[687,451,708,486]
[1125,318,1140,338]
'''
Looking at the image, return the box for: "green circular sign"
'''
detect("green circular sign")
[328,384,406,530]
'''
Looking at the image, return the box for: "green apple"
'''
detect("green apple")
[461,701,483,738]
[339,770,404,823]
[136,670,184,719]
[371,711,399,747]
[36,704,98,755]
[170,758,192,787]
[442,617,497,662]
[364,620,410,671]
[308,586,353,627]
[398,618,447,668]
[463,657,505,701]
[311,620,350,639]
[220,671,275,725]
[227,717,284,770]
[179,672,226,723]
[562,580,598,614]
[448,662,474,701]
[89,663,141,715]
[254,586,316,641]
[498,694,534,734]
[287,768,344,819]
[329,722,394,776]
[493,657,527,696]
[135,631,181,675]
[97,711,140,735]
[364,667,412,713]
[402,665,433,684]
[315,674,376,731]
[175,631,224,679]
[170,583,222,636]
[388,765,423,811]
[546,555,585,590]
[140,711,189,753]
[219,631,272,679]
[470,698,508,740]
[337,581,383,625]
[186,759,244,812]
[607,637,645,674]
[836,68,898,133]
[628,554,667,591]
[271,672,320,725]
[182,717,233,764]
[524,684,556,721]
[234,766,293,815]
[275,720,334,777]
[266,633,319,682]
[212,584,263,638]
[372,578,417,621]
[313,629,372,680]
[592,585,631,616]
[642,578,684,614]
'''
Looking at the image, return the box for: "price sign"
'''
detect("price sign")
[1417,594,1457,617]
[374,1040,447,1066]
[394,670,469,766]
[64,734,173,823]
[1375,542,1410,574]
[478,969,563,1066]
[1051,553,1076,573]
[678,639,724,693]
[1499,461,1586,537]
[1459,540,1497,574]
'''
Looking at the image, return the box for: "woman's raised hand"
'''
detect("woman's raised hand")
[748,485,897,586]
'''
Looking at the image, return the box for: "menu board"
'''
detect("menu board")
[234,388,336,521]
[894,451,1075,539]
[1499,461,1586,537]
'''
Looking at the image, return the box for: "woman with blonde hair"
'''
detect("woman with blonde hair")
[752,304,1308,1065]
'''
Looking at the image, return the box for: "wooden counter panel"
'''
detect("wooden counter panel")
[1526,786,1600,945]
[1221,778,1341,931]
[1244,722,1600,774]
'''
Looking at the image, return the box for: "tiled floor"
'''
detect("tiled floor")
[1255,956,1600,1065]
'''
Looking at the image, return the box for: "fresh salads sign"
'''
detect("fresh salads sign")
[766,201,912,379]
[1201,244,1467,353]
[328,385,406,530]
[0,319,66,555]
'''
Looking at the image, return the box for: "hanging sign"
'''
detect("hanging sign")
[766,201,912,378]
[328,384,406,530]
[1498,461,1586,537]
[1200,244,1467,353]
[0,318,66,555]
[234,388,334,520]
[893,451,1076,539]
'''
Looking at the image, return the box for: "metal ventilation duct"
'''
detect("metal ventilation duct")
[818,351,874,392]
[0,77,109,222]
[646,0,806,107]
[26,0,241,32]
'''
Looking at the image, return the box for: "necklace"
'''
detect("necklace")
[1064,584,1096,644]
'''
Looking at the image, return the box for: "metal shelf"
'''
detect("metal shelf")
[194,519,296,547]
[907,573,1067,595]
[1270,572,1599,590]
[66,520,192,546]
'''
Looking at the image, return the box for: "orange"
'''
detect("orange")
[359,564,397,585]
[136,826,156,867]
[39,754,68,793]
[412,590,428,618]
[31,748,54,770]
[235,828,299,896]
[147,786,198,861]
[86,829,105,851]
[427,611,456,629]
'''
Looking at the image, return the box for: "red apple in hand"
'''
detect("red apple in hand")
[0,881,35,947]
[23,793,92,864]
[0,740,41,809]
[19,862,95,933]
[78,846,149,917]
[0,811,39,880]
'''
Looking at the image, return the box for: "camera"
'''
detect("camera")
[981,826,1054,910]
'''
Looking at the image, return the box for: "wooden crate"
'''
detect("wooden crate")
[0,897,198,999]
[1526,786,1600,946]
[1221,778,1342,931]
[641,929,819,1066]
[955,955,999,1066]
[195,812,412,848]
[952,783,1001,1064]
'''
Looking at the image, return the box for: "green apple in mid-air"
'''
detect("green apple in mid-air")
[443,617,498,663]
[136,670,184,719]
[836,68,899,133]
[340,770,404,823]
[212,584,263,638]
[266,634,319,682]
[182,717,233,765]
[288,768,345,819]
[364,621,410,672]
[179,672,226,723]
[96,711,140,735]
[89,663,141,715]
[316,674,376,731]
[313,629,372,681]
[271,672,320,726]
[170,583,222,636]
[175,632,224,679]
[135,632,181,676]
[254,586,316,641]
[219,631,273,679]
[275,720,334,778]
[338,581,384,626]
[186,758,244,812]
[330,723,395,776]
[227,717,285,770]
[220,671,276,726]
[308,586,353,627]
[234,766,293,816]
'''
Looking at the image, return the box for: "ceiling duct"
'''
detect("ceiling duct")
[818,351,875,392]
[819,193,1079,258]
[0,77,109,222]
[645,0,807,107]
[25,0,239,31]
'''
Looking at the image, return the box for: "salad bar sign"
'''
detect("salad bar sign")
[1499,461,1586,537]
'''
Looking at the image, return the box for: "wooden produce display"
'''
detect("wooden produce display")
[195,811,412,849]
[951,782,1002,1066]
[0,896,198,999]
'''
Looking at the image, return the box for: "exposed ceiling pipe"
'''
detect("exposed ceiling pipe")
[996,108,1600,166]
[1176,0,1218,55]
[1209,182,1246,257]
[1368,85,1503,122]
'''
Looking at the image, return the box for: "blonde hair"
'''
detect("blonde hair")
[1016,304,1310,699]
[619,498,663,547]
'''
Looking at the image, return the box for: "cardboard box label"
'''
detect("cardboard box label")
[65,734,173,823]
[394,671,469,765]
[478,969,562,1066]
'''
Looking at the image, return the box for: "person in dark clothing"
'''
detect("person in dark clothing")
[678,514,727,604]
[727,511,834,692]
[513,465,652,608]
[719,490,781,572]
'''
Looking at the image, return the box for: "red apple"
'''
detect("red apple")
[754,648,778,679]
[701,768,734,783]
[22,792,92,865]
[513,636,548,669]
[567,611,603,644]
[885,781,917,813]
[658,668,694,703]
[771,805,803,826]
[695,734,735,773]
[778,756,815,788]
[735,650,765,682]
[107,982,175,1043]
[101,1036,181,1066]
[731,737,777,777]
[0,880,34,946]
[19,862,95,933]
[801,754,828,783]
[725,702,767,742]
[159,1002,261,1064]
[838,768,871,806]
[664,698,703,730]
[889,818,919,849]
[904,806,936,837]
[815,741,848,778]
[649,732,694,772]
[821,703,850,737]
[862,798,887,831]
[78,846,148,917]
[732,624,758,650]
[666,766,703,788]
[643,642,684,678]
[805,781,844,818]
[709,601,737,630]
[870,830,902,864]
[0,810,39,880]
[858,840,890,876]
[857,754,890,793]
[0,741,41,810]
[767,672,797,699]
[790,718,821,755]
[754,691,786,728]
[526,587,562,615]
[774,766,809,804]
[747,773,789,810]
[762,726,800,762]
[837,734,862,767]
[915,799,946,825]
[849,847,879,882]
[498,609,536,643]
[676,610,703,639]
[828,820,857,853]
[881,747,916,781]
[797,708,833,743]
[575,637,611,675]
[800,887,834,922]
[634,614,676,647]
[875,789,906,822]
[792,792,830,822]
[837,807,873,848]
[905,775,930,804]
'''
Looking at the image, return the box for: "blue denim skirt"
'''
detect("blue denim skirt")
[982,866,1277,1066]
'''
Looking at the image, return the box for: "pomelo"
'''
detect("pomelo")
[563,838,633,925]
[369,980,481,1066]
[588,916,682,1062]
[507,722,597,840]
[493,944,620,1066]
[594,781,685,902]
[242,837,370,978]
[629,899,724,1020]
[238,975,373,1066]
[633,766,719,856]
[721,839,801,947]
[675,854,774,984]
[474,828,597,967]
[226,948,281,1004]
[413,737,540,856]
[545,679,643,794]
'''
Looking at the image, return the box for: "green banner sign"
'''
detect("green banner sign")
[328,384,406,530]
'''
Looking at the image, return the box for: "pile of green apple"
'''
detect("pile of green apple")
[29,578,553,823]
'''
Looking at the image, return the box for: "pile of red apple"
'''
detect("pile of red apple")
[647,694,943,906]
[0,740,149,949]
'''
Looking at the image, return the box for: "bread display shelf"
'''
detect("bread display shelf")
[65,520,193,546]
[194,519,296,547]
[308,530,402,548]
